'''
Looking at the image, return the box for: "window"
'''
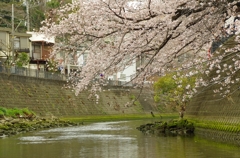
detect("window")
[33,43,41,59]
[14,37,20,49]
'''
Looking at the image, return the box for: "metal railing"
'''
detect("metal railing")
[0,65,134,86]
[0,65,67,81]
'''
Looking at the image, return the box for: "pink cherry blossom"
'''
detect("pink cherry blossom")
[39,0,240,100]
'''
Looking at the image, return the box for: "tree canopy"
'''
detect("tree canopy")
[40,0,240,99]
[153,72,196,111]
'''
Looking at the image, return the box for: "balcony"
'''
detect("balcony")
[15,48,30,53]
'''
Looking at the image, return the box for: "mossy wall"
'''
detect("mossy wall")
[185,35,240,145]
[186,73,240,145]
[0,73,158,117]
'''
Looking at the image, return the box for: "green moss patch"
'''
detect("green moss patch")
[0,107,35,118]
[189,119,240,133]
[61,113,178,123]
[137,119,195,136]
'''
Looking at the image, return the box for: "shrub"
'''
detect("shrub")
[0,107,35,118]
[5,108,22,118]
[153,72,196,113]
[0,107,7,115]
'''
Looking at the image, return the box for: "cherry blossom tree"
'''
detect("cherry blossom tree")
[40,0,240,101]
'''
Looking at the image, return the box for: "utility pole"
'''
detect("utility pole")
[11,4,15,63]
[26,0,30,31]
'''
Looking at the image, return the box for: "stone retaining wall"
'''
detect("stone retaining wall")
[0,73,158,117]
[195,128,240,146]
[186,72,240,145]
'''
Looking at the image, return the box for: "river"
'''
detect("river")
[0,120,240,158]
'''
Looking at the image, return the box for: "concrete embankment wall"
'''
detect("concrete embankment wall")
[186,81,240,146]
[0,73,158,117]
[186,38,240,146]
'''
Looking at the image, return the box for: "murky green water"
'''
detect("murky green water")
[0,120,240,158]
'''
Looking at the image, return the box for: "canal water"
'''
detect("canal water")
[0,120,240,158]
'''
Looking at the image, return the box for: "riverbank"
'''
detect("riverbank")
[0,116,79,138]
[60,113,178,123]
[0,112,178,138]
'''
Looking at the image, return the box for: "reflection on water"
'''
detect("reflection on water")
[0,120,240,158]
[19,121,135,144]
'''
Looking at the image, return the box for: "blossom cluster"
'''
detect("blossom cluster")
[40,0,240,101]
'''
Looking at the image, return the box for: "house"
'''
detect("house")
[0,28,55,77]
[27,32,55,70]
[0,27,31,66]
[0,28,54,65]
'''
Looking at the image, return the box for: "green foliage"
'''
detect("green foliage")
[0,107,35,118]
[47,0,60,8]
[0,1,27,32]
[168,119,194,129]
[16,52,29,67]
[153,73,177,108]
[154,73,177,94]
[153,72,196,110]
[22,108,33,115]
[0,107,7,115]
[129,95,136,100]
[5,108,20,117]
[29,6,45,30]
[0,0,70,31]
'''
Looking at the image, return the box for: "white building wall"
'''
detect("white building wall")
[108,61,136,82]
